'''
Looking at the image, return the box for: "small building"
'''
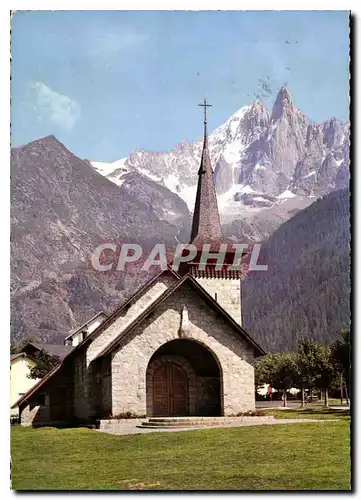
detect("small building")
[11,342,75,417]
[10,353,39,416]
[63,312,108,347]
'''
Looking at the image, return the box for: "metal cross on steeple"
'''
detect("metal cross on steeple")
[198,98,212,125]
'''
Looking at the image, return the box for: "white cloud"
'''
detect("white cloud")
[30,82,81,131]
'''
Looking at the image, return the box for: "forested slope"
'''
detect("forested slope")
[242,188,350,352]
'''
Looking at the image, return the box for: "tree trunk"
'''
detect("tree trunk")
[344,382,349,404]
[301,387,306,408]
[324,387,329,407]
[283,389,287,407]
[340,374,343,404]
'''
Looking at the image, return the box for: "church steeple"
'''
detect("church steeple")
[190,99,223,246]
[177,99,245,326]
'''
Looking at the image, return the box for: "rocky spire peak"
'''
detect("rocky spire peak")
[271,85,294,121]
[248,99,270,121]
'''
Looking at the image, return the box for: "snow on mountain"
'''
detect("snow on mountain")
[89,86,349,221]
[277,189,296,199]
[92,158,128,177]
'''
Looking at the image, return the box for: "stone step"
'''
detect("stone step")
[148,419,220,423]
[148,417,223,422]
[142,421,222,427]
[139,418,225,428]
[138,424,211,429]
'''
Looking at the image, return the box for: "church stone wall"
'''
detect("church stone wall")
[19,397,50,426]
[73,351,89,420]
[195,278,242,326]
[197,377,221,416]
[100,357,112,416]
[110,282,255,416]
[19,362,74,426]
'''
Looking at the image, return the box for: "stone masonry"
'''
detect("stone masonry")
[195,277,242,326]
[110,281,255,417]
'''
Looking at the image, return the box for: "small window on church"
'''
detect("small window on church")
[82,331,87,341]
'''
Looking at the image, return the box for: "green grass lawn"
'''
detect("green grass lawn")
[259,407,350,421]
[11,419,350,491]
[327,398,350,405]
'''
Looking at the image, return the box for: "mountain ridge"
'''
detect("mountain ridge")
[11,135,187,342]
[90,86,349,219]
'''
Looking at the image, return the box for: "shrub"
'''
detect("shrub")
[235,410,267,417]
[104,411,146,420]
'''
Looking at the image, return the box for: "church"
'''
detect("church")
[13,101,265,426]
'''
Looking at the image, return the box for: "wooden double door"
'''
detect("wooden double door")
[153,362,189,416]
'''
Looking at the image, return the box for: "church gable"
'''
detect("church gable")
[96,276,264,360]
[111,281,259,360]
[99,277,263,416]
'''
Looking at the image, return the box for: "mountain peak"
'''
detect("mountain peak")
[271,85,294,121]
[23,135,67,151]
[249,99,269,118]
[250,98,266,108]
[227,104,252,123]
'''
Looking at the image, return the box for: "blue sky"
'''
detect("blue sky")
[11,10,350,162]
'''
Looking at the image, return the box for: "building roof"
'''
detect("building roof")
[23,342,75,360]
[64,311,108,341]
[190,99,223,247]
[10,352,34,362]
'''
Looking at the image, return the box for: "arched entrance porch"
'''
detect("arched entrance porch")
[146,339,223,417]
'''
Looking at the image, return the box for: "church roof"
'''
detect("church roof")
[190,99,223,247]
[63,267,181,356]
[94,273,265,359]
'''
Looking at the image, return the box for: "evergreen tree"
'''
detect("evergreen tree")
[331,329,351,394]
